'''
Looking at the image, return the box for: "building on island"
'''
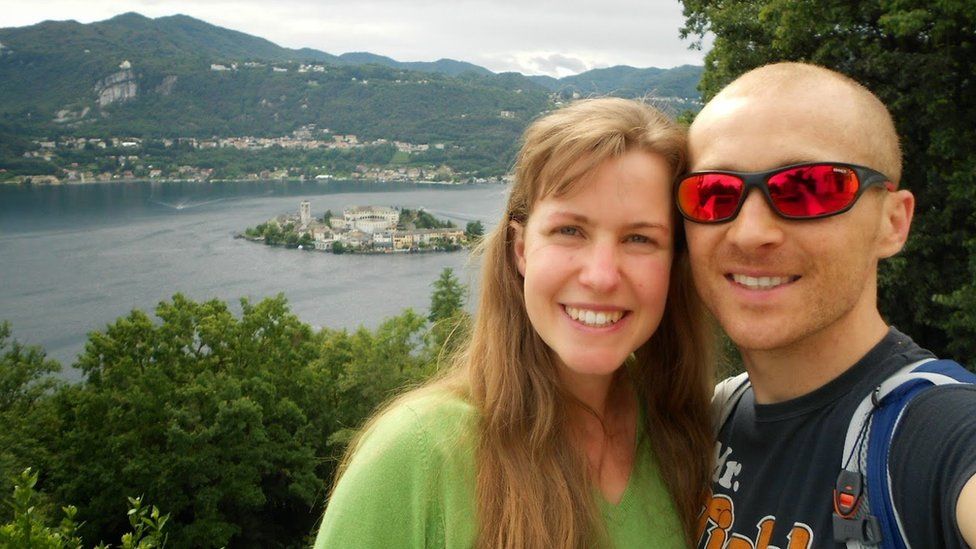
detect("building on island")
[372,231,394,250]
[330,205,399,234]
[389,228,464,250]
[255,201,467,253]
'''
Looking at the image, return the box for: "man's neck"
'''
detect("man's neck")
[740,313,891,404]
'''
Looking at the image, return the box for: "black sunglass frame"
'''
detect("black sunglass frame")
[676,161,895,224]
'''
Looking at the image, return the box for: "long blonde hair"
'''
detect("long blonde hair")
[337,98,715,547]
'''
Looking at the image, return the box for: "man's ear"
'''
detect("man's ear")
[877,189,915,259]
[510,221,527,276]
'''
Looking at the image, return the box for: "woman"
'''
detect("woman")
[315,98,714,548]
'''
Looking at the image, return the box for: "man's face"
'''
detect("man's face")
[683,89,892,355]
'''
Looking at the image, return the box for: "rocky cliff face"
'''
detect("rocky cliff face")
[155,75,178,96]
[95,68,138,107]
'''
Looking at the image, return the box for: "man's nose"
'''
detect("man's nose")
[726,191,785,251]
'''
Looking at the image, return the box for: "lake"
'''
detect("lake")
[0,180,508,377]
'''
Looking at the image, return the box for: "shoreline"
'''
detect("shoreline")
[235,233,469,255]
[1,176,507,187]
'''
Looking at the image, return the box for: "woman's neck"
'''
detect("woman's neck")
[566,376,639,505]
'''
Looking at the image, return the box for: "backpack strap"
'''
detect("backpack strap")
[711,372,750,434]
[835,358,976,549]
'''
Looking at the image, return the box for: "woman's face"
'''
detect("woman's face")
[512,149,674,387]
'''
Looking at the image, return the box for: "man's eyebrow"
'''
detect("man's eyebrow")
[691,158,819,172]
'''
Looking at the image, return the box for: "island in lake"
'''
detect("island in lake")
[240,200,484,254]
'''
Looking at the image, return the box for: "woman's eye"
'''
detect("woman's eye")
[556,226,579,236]
[625,234,652,244]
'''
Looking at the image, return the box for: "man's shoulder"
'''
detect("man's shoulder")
[902,383,976,425]
[888,378,976,548]
[889,356,976,425]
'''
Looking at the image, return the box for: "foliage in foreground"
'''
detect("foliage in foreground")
[0,468,167,549]
[0,268,470,548]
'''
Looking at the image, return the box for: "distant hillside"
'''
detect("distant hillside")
[539,64,702,99]
[337,52,493,77]
[339,51,702,102]
[0,13,702,179]
[0,14,548,137]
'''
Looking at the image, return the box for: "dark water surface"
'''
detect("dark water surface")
[0,180,507,376]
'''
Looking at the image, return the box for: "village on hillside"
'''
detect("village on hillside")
[240,200,483,254]
[14,126,515,185]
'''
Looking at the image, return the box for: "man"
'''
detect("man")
[681,62,976,547]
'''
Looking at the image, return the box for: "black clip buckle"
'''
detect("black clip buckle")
[833,514,882,545]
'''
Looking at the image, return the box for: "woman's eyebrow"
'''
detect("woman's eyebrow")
[545,211,589,224]
[547,211,670,233]
[623,221,671,233]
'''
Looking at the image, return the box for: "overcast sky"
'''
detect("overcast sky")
[1,0,710,77]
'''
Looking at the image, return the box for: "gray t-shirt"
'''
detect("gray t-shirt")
[697,328,976,548]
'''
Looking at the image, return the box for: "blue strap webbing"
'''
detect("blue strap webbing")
[866,359,975,549]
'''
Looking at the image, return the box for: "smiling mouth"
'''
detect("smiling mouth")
[563,306,626,327]
[728,274,800,290]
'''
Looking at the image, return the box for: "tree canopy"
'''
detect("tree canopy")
[0,272,467,547]
[680,0,976,369]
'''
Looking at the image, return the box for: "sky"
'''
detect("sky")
[0,0,710,77]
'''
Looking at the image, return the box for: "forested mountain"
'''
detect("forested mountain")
[337,51,494,76]
[0,13,701,180]
[538,64,702,97]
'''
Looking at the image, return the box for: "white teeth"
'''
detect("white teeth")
[564,306,624,327]
[732,274,794,290]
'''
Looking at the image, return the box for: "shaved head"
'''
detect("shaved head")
[691,62,902,184]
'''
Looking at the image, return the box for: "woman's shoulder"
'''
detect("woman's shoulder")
[358,388,479,460]
[314,388,479,548]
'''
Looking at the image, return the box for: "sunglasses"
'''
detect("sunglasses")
[676,162,895,223]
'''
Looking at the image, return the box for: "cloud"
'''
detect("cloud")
[482,52,593,78]
[527,54,589,77]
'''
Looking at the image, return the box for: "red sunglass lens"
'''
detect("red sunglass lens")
[767,165,859,217]
[678,174,744,222]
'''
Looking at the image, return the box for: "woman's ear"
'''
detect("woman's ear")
[877,189,915,259]
[510,221,527,276]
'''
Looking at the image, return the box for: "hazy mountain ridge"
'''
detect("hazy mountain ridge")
[336,52,494,77]
[0,13,701,179]
[0,13,700,114]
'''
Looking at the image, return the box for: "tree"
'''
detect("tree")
[0,322,62,520]
[285,231,300,248]
[426,268,470,362]
[327,309,431,432]
[465,220,484,241]
[428,268,466,323]
[50,295,331,547]
[262,223,282,245]
[679,0,976,370]
[0,266,501,546]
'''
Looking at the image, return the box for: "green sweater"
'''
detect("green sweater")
[314,392,686,548]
